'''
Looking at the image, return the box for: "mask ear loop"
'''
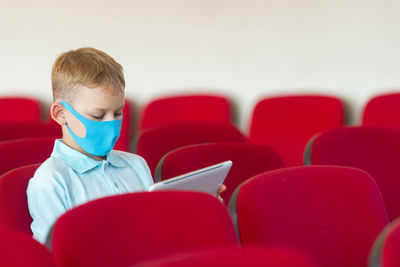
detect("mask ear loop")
[60,101,88,138]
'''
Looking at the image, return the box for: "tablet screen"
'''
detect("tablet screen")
[149,160,232,195]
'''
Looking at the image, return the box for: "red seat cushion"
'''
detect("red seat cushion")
[249,95,343,166]
[0,97,41,123]
[307,126,400,221]
[229,165,388,267]
[138,95,232,131]
[155,142,284,204]
[362,93,400,127]
[136,122,246,175]
[51,191,239,267]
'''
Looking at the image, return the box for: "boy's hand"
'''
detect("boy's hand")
[216,184,226,203]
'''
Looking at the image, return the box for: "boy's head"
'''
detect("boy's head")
[51,47,126,159]
[51,47,125,102]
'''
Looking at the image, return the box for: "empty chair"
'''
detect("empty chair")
[136,122,247,175]
[229,166,388,267]
[0,137,54,175]
[362,92,400,127]
[50,191,239,267]
[0,230,55,267]
[305,126,400,221]
[0,97,41,123]
[0,164,39,234]
[248,95,344,166]
[135,246,320,267]
[155,142,284,204]
[369,218,400,267]
[138,94,232,131]
[114,99,133,152]
[0,121,61,142]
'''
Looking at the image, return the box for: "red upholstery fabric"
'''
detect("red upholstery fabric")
[136,122,247,175]
[248,95,344,166]
[382,220,400,267]
[135,246,320,267]
[229,166,388,267]
[0,230,55,267]
[369,218,400,267]
[0,121,61,142]
[0,97,41,123]
[51,191,239,267]
[155,142,284,204]
[114,99,133,152]
[138,95,232,131]
[307,126,400,221]
[0,164,39,234]
[362,93,400,127]
[0,137,54,175]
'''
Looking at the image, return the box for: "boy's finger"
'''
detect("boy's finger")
[218,184,227,194]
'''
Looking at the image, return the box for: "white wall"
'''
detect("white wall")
[2,0,400,130]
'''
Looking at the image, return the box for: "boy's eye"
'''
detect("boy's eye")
[91,114,104,120]
[114,112,123,118]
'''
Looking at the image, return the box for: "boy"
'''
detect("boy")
[27,47,225,244]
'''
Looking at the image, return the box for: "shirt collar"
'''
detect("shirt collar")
[51,139,125,173]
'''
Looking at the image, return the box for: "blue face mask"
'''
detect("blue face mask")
[61,101,122,156]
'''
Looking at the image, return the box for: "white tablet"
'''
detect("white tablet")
[149,160,232,195]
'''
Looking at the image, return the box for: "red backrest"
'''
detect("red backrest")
[369,218,400,267]
[305,126,400,221]
[155,142,284,204]
[51,191,239,267]
[0,137,54,175]
[0,121,61,142]
[0,230,55,267]
[138,95,232,131]
[362,93,400,127]
[0,164,39,234]
[135,246,320,267]
[248,95,344,166]
[136,122,247,175]
[229,165,388,267]
[114,99,133,152]
[0,97,41,123]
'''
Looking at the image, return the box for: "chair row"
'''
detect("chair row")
[2,125,400,221]
[1,92,400,166]
[0,165,393,266]
[2,92,400,128]
[0,229,320,267]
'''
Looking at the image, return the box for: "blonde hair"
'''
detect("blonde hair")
[51,47,125,100]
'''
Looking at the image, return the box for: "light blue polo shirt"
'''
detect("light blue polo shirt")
[26,139,154,244]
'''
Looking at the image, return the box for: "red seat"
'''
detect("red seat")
[305,126,400,221]
[0,121,61,142]
[0,137,54,175]
[369,217,400,267]
[248,95,344,166]
[50,191,239,267]
[229,166,388,267]
[136,122,247,175]
[138,94,232,131]
[0,97,41,123]
[0,230,55,267]
[135,246,320,267]
[155,142,284,204]
[113,99,133,152]
[0,164,39,234]
[362,92,400,127]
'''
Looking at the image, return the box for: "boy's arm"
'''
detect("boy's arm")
[27,176,68,244]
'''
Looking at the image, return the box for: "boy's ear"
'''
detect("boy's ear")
[50,102,67,125]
